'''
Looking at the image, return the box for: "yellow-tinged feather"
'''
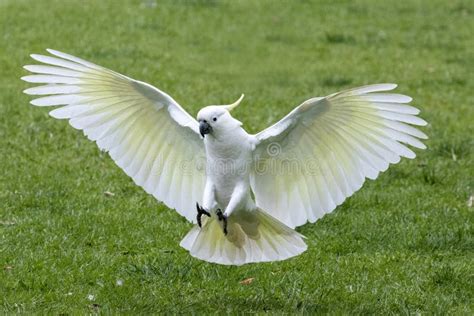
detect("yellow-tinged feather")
[23,50,205,222]
[252,84,427,228]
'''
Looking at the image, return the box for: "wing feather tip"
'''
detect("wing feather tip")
[23,65,42,73]
[48,109,64,119]
[23,88,34,95]
[30,97,60,107]
[418,118,428,126]
[384,83,397,90]
[29,99,44,106]
[46,48,66,59]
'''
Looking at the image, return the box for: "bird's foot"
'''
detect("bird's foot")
[196,202,211,228]
[216,209,228,235]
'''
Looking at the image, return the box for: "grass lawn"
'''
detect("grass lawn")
[1,0,473,313]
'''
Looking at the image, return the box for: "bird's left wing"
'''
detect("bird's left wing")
[22,49,206,222]
[251,84,427,228]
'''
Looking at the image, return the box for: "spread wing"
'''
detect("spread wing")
[22,49,206,222]
[251,84,427,228]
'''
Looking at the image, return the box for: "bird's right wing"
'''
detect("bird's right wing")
[22,49,206,222]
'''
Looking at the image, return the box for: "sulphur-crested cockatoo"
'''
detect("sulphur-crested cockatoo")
[22,49,427,265]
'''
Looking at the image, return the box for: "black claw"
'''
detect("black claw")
[216,209,228,235]
[196,202,210,228]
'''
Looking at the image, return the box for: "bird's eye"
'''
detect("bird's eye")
[212,117,217,122]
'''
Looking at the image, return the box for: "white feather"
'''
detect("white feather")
[21,75,82,84]
[23,49,205,223]
[24,84,82,95]
[23,65,83,77]
[252,83,426,228]
[30,54,90,72]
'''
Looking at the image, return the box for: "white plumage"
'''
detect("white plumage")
[23,49,427,265]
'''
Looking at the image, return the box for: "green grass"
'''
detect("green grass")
[1,0,473,313]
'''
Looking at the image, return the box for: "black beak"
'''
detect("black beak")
[199,121,212,137]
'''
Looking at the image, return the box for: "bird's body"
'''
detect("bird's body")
[23,49,428,265]
[180,103,309,264]
[203,124,254,213]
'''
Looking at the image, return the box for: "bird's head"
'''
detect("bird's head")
[196,94,244,138]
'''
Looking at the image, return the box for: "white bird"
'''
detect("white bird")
[22,49,428,265]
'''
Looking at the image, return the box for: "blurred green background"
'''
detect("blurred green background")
[1,0,473,313]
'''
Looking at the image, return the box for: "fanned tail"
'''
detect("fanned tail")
[180,208,307,265]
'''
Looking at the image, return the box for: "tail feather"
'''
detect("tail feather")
[180,208,307,265]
